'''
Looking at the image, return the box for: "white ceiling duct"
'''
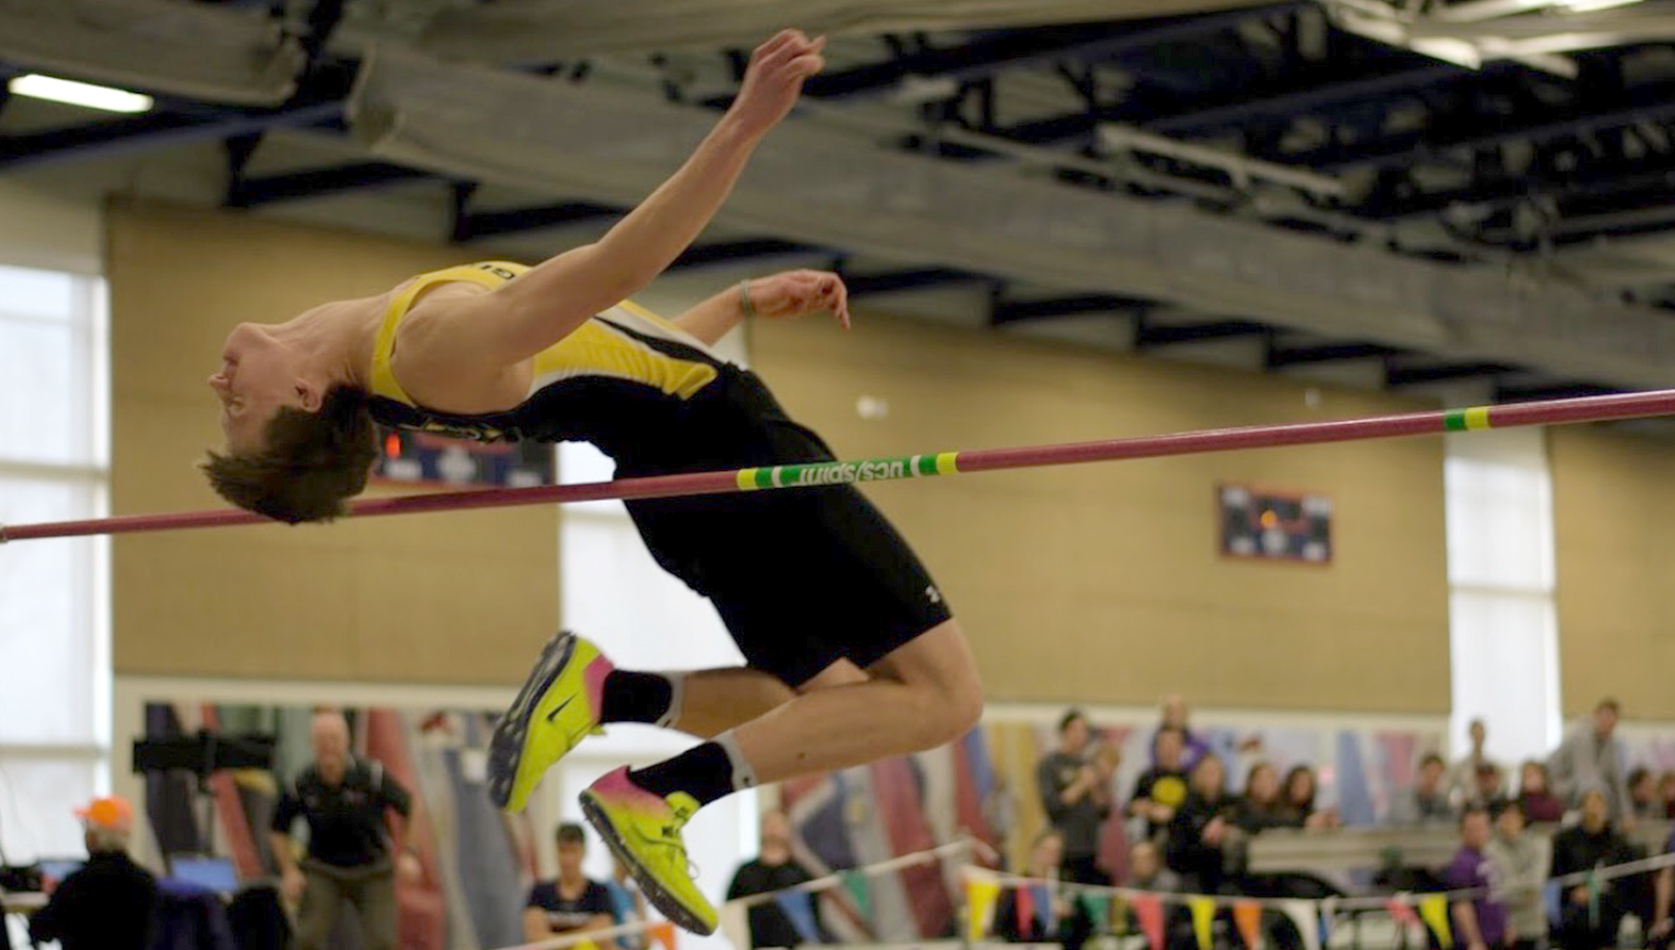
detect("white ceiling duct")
[402,0,1275,61]
[348,48,1675,386]
[0,0,304,106]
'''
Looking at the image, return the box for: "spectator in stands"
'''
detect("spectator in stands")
[1550,788,1638,950]
[1444,807,1509,950]
[726,810,825,948]
[1549,698,1633,823]
[1232,762,1296,834]
[525,823,614,942]
[1037,709,1114,885]
[1166,753,1238,894]
[1659,771,1675,820]
[1155,694,1212,767]
[1486,801,1547,950]
[1468,763,1511,813]
[1127,840,1181,892]
[1392,753,1455,825]
[1515,760,1566,823]
[1448,719,1501,806]
[1130,726,1191,841]
[1280,765,1339,829]
[1630,767,1662,821]
[993,830,1093,950]
[28,796,157,950]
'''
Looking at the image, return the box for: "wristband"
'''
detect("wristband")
[739,279,757,319]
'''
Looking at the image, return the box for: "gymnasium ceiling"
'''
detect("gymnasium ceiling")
[6,0,1675,408]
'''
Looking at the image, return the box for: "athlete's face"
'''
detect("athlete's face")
[208,323,311,452]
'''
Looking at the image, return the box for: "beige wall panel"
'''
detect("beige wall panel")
[109,200,557,683]
[750,314,1449,712]
[1552,427,1675,717]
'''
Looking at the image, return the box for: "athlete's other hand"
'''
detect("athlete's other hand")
[745,270,850,329]
[729,29,826,138]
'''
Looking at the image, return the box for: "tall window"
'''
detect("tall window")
[1445,427,1560,766]
[0,263,110,866]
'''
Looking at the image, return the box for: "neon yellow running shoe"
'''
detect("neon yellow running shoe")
[487,631,611,812]
[581,767,717,935]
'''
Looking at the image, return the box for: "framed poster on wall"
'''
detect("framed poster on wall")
[373,428,555,488]
[1218,484,1332,564]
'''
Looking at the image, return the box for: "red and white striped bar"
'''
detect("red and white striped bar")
[4,389,1672,543]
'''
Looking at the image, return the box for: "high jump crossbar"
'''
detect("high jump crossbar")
[2,389,1671,544]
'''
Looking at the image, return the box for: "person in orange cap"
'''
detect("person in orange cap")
[28,795,158,950]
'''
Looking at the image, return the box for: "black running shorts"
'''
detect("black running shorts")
[618,367,953,687]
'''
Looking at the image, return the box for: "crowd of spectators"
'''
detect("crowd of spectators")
[1013,696,1675,950]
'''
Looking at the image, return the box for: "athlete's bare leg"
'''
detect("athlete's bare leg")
[660,657,869,738]
[729,619,982,782]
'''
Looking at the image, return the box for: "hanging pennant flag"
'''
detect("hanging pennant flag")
[841,868,874,919]
[1587,871,1602,929]
[1081,892,1112,934]
[1543,880,1564,928]
[967,877,1001,942]
[1318,897,1337,950]
[1033,883,1056,936]
[718,900,752,950]
[774,891,820,943]
[1419,894,1453,949]
[1189,896,1216,950]
[650,921,677,950]
[1233,899,1264,950]
[1133,893,1166,950]
[1387,895,1420,927]
[1111,893,1130,936]
[1278,900,1321,950]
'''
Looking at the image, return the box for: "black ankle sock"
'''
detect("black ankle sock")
[599,670,673,725]
[629,742,739,806]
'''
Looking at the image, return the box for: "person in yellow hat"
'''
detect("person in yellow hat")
[28,795,158,950]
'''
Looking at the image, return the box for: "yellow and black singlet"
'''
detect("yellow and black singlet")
[365,261,735,463]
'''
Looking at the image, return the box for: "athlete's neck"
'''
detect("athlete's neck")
[268,301,382,392]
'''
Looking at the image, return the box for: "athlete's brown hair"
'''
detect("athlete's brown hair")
[202,385,378,523]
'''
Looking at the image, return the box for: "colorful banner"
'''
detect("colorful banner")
[773,891,820,943]
[1279,900,1320,950]
[966,876,1000,942]
[1081,892,1112,935]
[1587,870,1602,928]
[841,868,873,918]
[1133,893,1165,950]
[1420,894,1453,949]
[650,922,676,950]
[1233,899,1263,950]
[717,901,751,950]
[1190,895,1216,950]
[1386,896,1419,927]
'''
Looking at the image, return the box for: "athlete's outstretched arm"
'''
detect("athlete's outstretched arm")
[399,30,825,374]
[674,269,850,346]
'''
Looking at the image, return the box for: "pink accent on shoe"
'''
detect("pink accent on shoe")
[588,766,667,809]
[584,653,615,713]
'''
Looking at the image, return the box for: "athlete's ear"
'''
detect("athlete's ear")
[295,379,324,412]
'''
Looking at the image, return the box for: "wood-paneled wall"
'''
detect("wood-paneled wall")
[108,200,558,683]
[1551,426,1675,717]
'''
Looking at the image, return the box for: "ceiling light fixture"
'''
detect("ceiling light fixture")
[8,73,153,113]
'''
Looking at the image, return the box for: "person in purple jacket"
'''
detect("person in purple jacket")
[1445,807,1512,950]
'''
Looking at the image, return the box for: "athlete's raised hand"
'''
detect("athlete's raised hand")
[745,270,850,329]
[728,30,827,138]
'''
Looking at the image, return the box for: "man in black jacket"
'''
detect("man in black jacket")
[29,795,157,950]
[1551,787,1640,950]
[726,810,826,947]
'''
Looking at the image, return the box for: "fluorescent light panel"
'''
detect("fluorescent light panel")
[7,74,153,113]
